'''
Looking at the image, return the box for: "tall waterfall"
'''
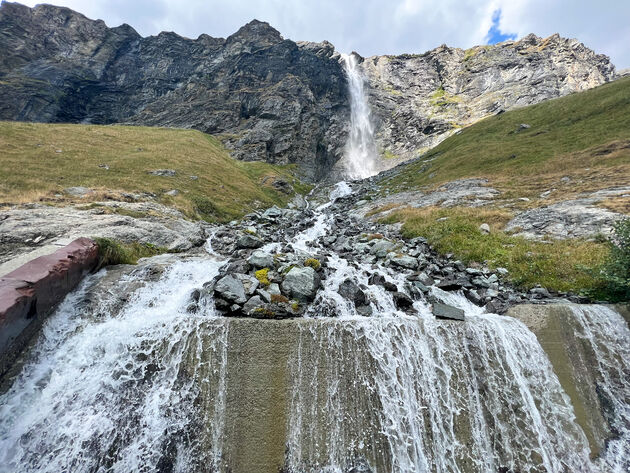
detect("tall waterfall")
[0,187,629,472]
[341,53,379,179]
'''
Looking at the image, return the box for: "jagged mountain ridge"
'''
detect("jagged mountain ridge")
[0,1,617,180]
[361,34,616,168]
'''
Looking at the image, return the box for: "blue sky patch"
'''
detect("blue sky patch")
[486,9,517,44]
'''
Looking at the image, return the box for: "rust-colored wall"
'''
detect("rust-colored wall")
[0,237,98,378]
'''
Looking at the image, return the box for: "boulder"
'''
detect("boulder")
[281,266,320,302]
[242,295,265,315]
[338,279,370,313]
[214,275,247,304]
[432,302,465,321]
[370,240,396,258]
[390,254,418,270]
[392,292,414,311]
[368,273,398,292]
[148,169,176,177]
[248,250,274,269]
[236,233,264,249]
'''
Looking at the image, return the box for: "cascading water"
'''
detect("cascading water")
[340,53,379,180]
[0,184,629,473]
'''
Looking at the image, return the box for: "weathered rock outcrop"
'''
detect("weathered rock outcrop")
[0,237,97,378]
[0,3,616,179]
[361,35,615,168]
[0,2,348,180]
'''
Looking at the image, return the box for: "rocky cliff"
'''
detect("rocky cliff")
[0,2,617,179]
[0,2,348,180]
[361,34,616,168]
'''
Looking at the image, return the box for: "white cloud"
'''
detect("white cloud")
[15,0,630,67]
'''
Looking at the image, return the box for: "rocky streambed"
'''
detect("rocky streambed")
[205,181,587,322]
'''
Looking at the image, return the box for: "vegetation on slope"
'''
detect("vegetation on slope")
[381,207,608,294]
[382,76,630,201]
[0,122,310,222]
[377,77,630,298]
[94,237,168,269]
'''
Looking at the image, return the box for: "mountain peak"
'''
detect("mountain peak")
[227,19,283,47]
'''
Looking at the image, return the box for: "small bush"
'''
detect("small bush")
[304,258,321,270]
[94,237,166,269]
[597,218,630,301]
[191,195,222,221]
[255,268,271,286]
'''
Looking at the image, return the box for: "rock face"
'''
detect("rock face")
[361,35,615,169]
[0,3,348,180]
[0,3,616,179]
[0,237,98,377]
[0,203,207,268]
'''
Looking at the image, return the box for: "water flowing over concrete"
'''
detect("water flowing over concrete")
[0,188,629,473]
[340,54,379,180]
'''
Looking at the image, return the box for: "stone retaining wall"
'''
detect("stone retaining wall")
[0,237,98,378]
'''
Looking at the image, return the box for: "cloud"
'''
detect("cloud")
[15,0,630,68]
[485,9,517,44]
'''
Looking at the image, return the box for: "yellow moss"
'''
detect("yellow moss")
[255,268,271,286]
[304,258,321,270]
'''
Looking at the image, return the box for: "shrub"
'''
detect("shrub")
[255,268,271,286]
[598,218,630,301]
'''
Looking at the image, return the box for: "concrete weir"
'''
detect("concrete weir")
[507,303,630,462]
[0,249,628,473]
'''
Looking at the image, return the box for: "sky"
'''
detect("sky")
[16,0,630,69]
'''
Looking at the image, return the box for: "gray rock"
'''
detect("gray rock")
[234,273,259,296]
[0,204,207,266]
[262,206,284,220]
[390,254,418,270]
[247,250,274,269]
[242,295,265,315]
[392,292,414,311]
[164,189,179,196]
[148,169,176,177]
[214,275,247,304]
[237,233,264,249]
[479,223,490,234]
[257,289,272,303]
[432,302,465,321]
[281,266,321,302]
[64,186,93,197]
[338,279,368,307]
[370,240,396,258]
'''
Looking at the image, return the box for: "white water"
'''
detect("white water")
[341,53,379,180]
[0,257,229,473]
[286,314,597,473]
[1,189,629,472]
[568,305,630,473]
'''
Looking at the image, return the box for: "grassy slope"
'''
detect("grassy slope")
[0,122,309,222]
[383,76,630,202]
[378,78,630,297]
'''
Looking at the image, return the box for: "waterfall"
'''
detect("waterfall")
[341,53,379,180]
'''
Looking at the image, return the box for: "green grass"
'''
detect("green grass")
[382,207,609,294]
[0,122,310,222]
[94,237,168,269]
[383,77,630,200]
